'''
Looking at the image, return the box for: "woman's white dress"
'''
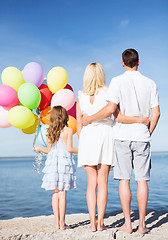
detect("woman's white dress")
[41,129,76,191]
[78,88,115,168]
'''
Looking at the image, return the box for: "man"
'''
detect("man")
[82,49,160,234]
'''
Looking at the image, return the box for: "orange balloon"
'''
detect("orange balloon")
[68,115,77,135]
[40,106,51,124]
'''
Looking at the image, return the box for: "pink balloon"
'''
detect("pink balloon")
[23,62,44,88]
[67,101,76,119]
[51,89,75,111]
[0,85,19,109]
[0,107,12,128]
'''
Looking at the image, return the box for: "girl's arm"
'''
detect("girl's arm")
[113,106,149,126]
[34,137,52,154]
[76,98,83,138]
[66,127,78,154]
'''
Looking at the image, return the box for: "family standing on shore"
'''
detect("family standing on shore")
[35,49,160,235]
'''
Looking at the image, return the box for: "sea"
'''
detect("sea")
[0,153,168,220]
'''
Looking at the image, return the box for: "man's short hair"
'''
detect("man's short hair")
[122,49,139,68]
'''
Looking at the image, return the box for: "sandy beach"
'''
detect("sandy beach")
[0,210,168,240]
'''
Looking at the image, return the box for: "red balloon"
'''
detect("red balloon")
[67,101,76,119]
[38,84,52,110]
[64,84,73,92]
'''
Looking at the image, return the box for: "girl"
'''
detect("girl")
[35,106,78,230]
[76,62,149,232]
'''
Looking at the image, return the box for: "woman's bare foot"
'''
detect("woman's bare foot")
[56,225,60,230]
[97,224,109,231]
[60,224,71,230]
[118,224,133,233]
[90,224,97,232]
[138,226,150,234]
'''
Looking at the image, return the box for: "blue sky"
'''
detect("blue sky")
[0,0,168,156]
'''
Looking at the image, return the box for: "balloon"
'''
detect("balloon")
[1,67,25,92]
[67,101,76,119]
[64,83,73,92]
[51,89,75,111]
[36,124,48,147]
[40,106,51,124]
[38,84,52,110]
[0,85,19,109]
[22,62,44,88]
[21,114,40,134]
[18,83,41,110]
[47,67,68,93]
[68,115,77,134]
[0,107,12,128]
[8,106,35,129]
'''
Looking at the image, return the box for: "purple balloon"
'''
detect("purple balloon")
[23,62,44,88]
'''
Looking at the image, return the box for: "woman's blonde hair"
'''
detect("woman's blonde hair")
[83,62,105,95]
[47,106,69,145]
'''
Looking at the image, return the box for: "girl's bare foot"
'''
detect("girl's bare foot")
[60,224,71,230]
[138,226,150,234]
[118,224,133,233]
[97,224,109,231]
[90,224,97,232]
[56,225,60,230]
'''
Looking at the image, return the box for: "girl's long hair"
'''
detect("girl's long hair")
[47,106,69,145]
[83,62,105,95]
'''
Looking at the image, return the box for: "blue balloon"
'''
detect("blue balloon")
[36,124,48,147]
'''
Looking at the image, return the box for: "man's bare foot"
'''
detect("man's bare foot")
[138,226,150,234]
[118,224,133,233]
[60,224,71,230]
[90,224,97,232]
[97,224,109,231]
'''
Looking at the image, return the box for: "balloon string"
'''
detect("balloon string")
[33,109,44,174]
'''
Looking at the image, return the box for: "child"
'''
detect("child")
[34,105,78,230]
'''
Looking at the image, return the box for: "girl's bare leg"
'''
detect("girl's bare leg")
[52,189,60,229]
[97,164,110,231]
[85,165,98,232]
[58,190,68,230]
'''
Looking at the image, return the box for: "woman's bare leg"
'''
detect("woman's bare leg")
[85,165,98,232]
[97,164,110,231]
[52,189,60,229]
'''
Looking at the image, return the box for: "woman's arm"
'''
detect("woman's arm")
[66,127,78,154]
[34,137,52,154]
[76,98,83,138]
[113,106,149,126]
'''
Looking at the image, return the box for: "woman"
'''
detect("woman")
[76,63,148,232]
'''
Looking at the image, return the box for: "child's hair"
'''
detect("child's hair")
[122,49,139,68]
[83,62,105,95]
[47,106,69,145]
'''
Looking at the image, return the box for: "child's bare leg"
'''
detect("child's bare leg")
[52,189,60,229]
[85,165,98,232]
[97,164,110,231]
[137,181,149,234]
[58,190,68,230]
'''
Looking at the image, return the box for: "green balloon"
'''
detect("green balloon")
[18,83,41,110]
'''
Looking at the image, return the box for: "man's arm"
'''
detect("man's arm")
[149,105,160,135]
[82,101,117,126]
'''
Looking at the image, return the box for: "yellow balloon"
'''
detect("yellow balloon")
[47,67,68,93]
[21,114,40,134]
[1,67,25,92]
[68,115,77,135]
[8,106,35,129]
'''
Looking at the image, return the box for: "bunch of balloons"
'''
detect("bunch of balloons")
[0,62,77,145]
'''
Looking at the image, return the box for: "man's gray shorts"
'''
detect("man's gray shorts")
[113,140,151,181]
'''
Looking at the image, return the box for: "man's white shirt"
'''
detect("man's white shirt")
[106,70,159,142]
